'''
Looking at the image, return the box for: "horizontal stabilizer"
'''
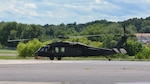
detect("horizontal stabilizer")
[113,48,127,54]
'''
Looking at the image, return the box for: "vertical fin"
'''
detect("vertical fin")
[114,25,128,49]
[115,35,128,49]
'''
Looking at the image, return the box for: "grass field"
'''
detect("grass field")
[0,49,17,54]
[0,49,17,59]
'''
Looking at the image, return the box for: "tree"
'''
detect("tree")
[67,37,102,47]
[10,30,17,39]
[102,35,115,48]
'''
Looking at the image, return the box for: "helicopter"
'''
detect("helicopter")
[35,26,128,61]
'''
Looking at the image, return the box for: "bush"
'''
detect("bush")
[17,38,42,58]
[135,45,150,59]
[124,40,142,56]
[17,42,26,58]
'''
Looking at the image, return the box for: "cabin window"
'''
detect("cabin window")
[61,47,65,52]
[55,47,65,53]
[55,47,59,53]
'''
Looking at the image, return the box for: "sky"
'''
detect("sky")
[0,0,150,25]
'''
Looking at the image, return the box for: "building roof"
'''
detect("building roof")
[134,33,150,43]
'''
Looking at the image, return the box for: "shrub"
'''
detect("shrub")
[17,38,42,58]
[135,45,150,59]
[124,40,142,56]
[17,42,26,58]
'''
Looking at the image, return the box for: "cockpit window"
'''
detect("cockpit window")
[45,47,48,52]
[39,46,48,52]
[40,47,45,51]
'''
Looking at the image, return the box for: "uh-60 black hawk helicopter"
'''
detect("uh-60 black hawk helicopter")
[35,26,128,61]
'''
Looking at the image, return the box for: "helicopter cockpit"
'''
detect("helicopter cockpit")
[35,45,48,59]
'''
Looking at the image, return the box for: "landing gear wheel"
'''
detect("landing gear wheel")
[49,56,54,60]
[57,56,62,60]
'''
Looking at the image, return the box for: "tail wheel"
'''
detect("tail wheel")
[57,56,62,60]
[49,56,54,60]
[105,56,112,61]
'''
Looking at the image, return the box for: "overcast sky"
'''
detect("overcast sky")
[0,0,150,25]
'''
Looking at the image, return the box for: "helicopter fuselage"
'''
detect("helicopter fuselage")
[35,41,126,60]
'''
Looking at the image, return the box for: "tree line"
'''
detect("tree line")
[0,22,45,46]
[1,17,150,45]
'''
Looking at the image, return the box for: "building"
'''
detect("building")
[135,33,150,45]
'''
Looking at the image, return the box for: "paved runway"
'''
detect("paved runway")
[0,60,150,84]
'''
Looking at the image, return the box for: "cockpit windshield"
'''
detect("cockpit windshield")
[40,47,45,51]
[38,46,48,52]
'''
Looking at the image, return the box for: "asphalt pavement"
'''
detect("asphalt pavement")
[0,60,150,84]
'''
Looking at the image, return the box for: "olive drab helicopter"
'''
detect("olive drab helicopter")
[35,26,128,61]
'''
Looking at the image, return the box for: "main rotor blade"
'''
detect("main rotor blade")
[7,39,29,42]
[69,34,106,38]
